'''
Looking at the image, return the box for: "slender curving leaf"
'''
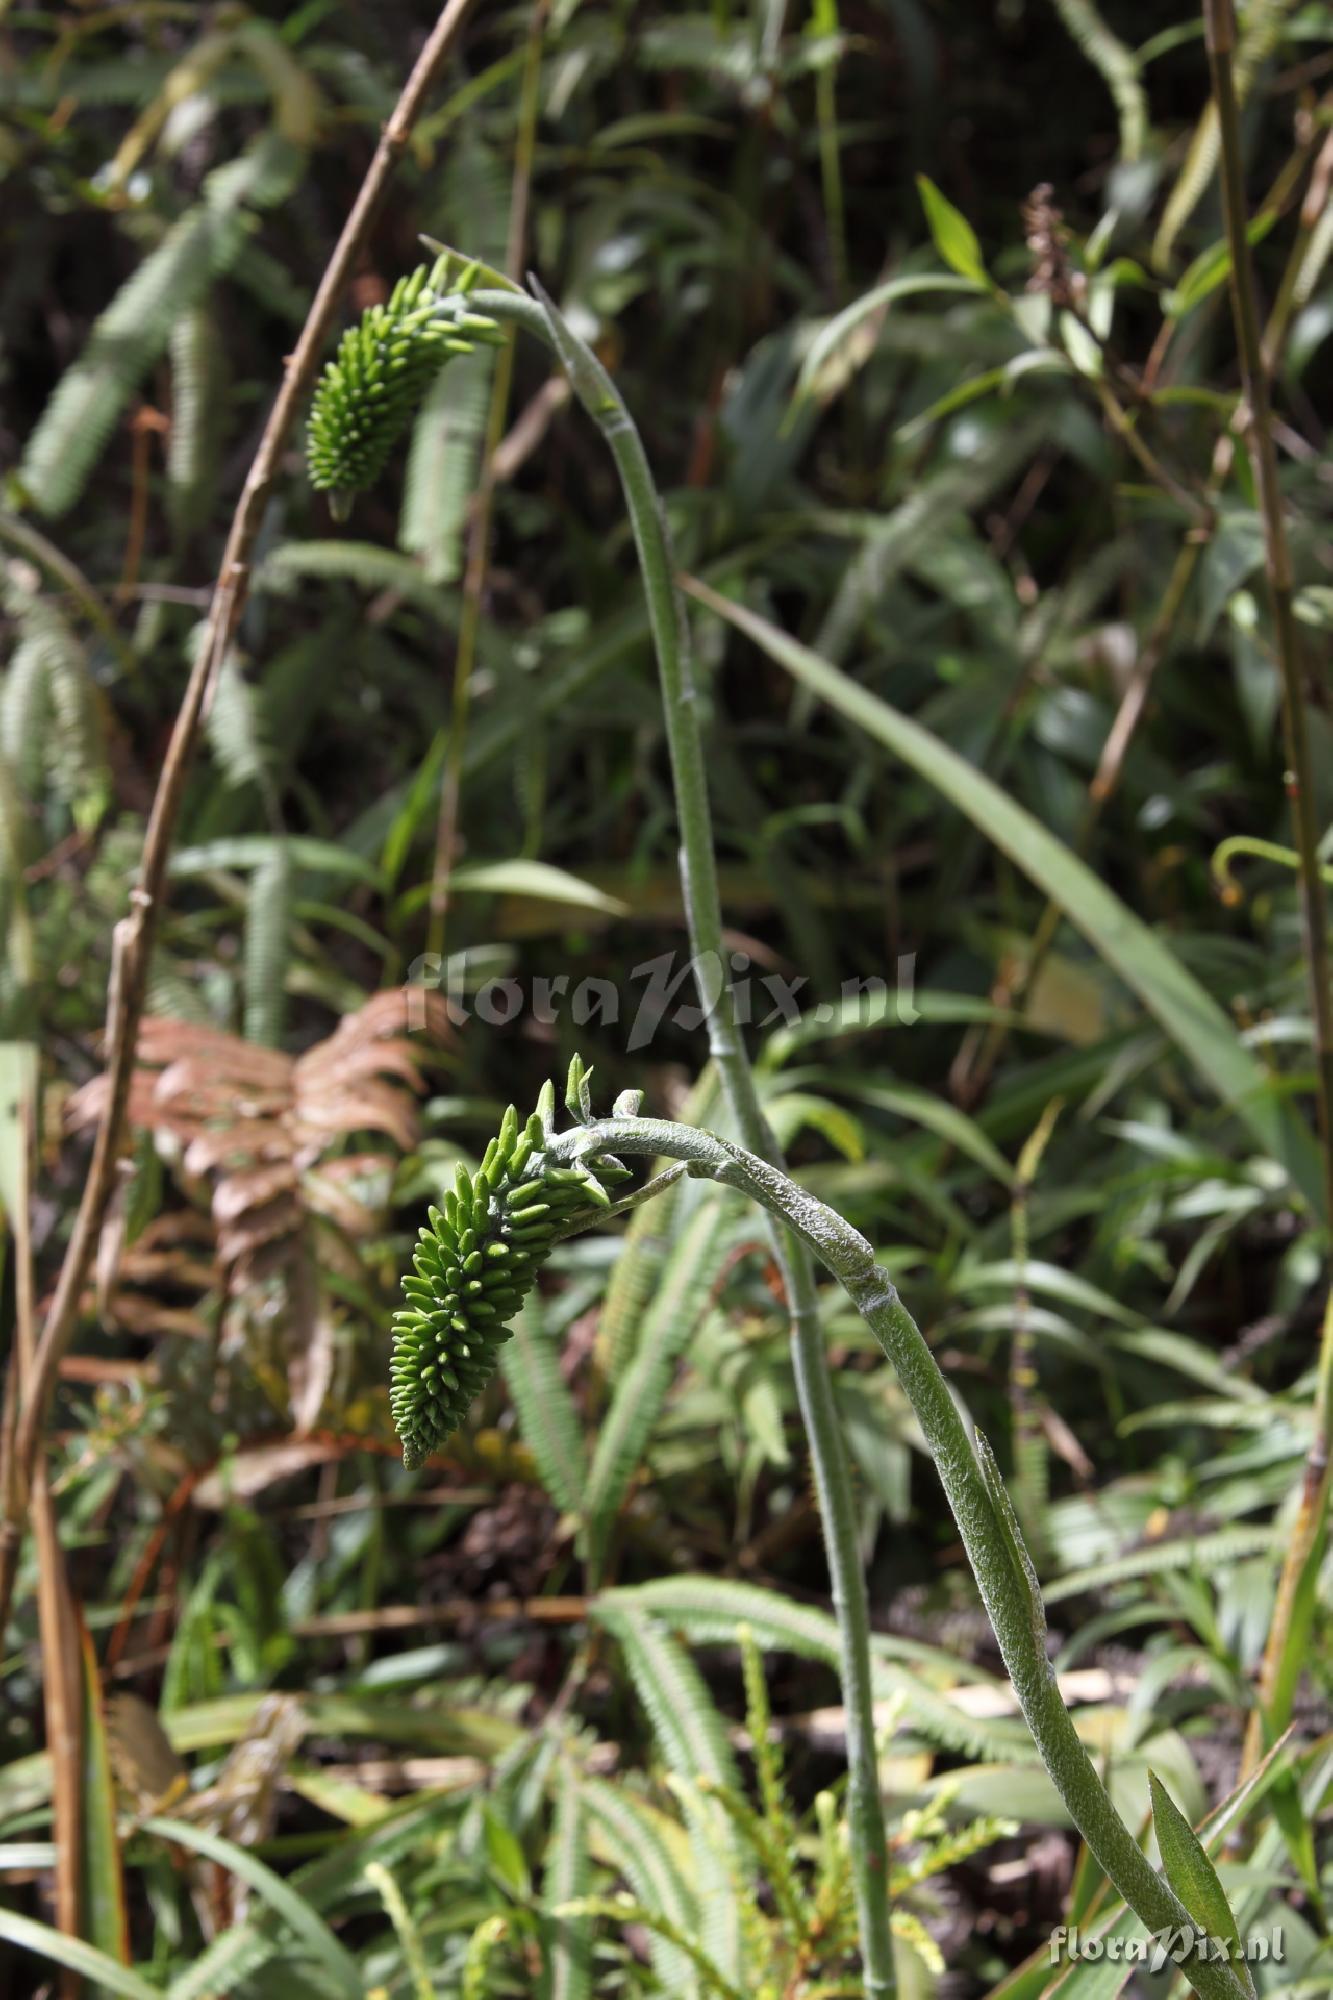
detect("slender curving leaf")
[0,1910,161,2000]
[147,1814,361,1999]
[1149,1774,1256,1998]
[686,582,1326,1215]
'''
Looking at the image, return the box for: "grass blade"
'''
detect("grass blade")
[0,1911,160,2000]
[685,580,1326,1214]
[150,1814,361,1999]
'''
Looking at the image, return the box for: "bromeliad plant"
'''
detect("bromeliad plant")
[313,255,1257,2000]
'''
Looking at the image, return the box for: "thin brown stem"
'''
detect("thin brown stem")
[0,0,481,1648]
[1205,0,1333,1228]
[1207,0,1333,1788]
[427,0,547,963]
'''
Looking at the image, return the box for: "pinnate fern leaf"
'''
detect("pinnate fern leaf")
[583,1196,734,1574]
[19,133,301,518]
[499,1293,588,1516]
[242,838,291,1049]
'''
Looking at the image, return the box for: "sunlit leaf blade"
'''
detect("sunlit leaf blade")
[146,1814,361,1998]
[686,583,1326,1216]
[78,1616,131,1979]
[915,174,988,281]
[0,1910,160,2000]
[1149,1773,1256,1999]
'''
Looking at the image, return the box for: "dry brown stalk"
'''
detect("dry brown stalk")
[0,0,482,1645]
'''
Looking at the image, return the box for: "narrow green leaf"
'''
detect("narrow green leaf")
[484,1805,531,1898]
[1149,1773,1255,1998]
[448,857,629,917]
[145,1815,361,1998]
[0,1044,37,1225]
[916,174,987,281]
[689,586,1326,1215]
[169,835,384,887]
[795,272,984,403]
[164,1791,465,1998]
[592,1604,743,1982]
[78,1616,131,1983]
[0,1910,161,2000]
[1044,1527,1276,1603]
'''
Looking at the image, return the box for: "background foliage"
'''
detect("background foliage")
[2,0,1332,1994]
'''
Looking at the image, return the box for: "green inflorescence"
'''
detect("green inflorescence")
[307,254,506,517]
[390,1066,628,1469]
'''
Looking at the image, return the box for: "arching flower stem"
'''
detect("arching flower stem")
[549,1111,1249,2000]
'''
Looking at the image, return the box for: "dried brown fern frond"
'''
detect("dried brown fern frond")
[69,989,451,1427]
[71,988,450,1283]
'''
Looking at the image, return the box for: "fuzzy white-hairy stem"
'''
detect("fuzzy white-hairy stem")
[553,1116,1250,2000]
[477,280,898,1993]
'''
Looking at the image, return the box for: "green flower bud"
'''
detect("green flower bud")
[307,255,506,514]
[390,1076,626,1468]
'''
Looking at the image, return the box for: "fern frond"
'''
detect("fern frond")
[168,306,225,537]
[306,255,507,515]
[257,539,457,624]
[582,1780,702,1997]
[499,1293,588,1516]
[207,647,271,792]
[399,350,494,584]
[603,1575,1036,1762]
[2,591,106,820]
[203,130,305,215]
[596,1608,748,1981]
[1047,0,1147,162]
[594,1601,739,1792]
[391,1070,628,1468]
[583,1197,734,1575]
[0,626,50,798]
[20,209,219,517]
[1153,0,1300,267]
[19,132,302,517]
[242,838,291,1049]
[545,1763,592,2000]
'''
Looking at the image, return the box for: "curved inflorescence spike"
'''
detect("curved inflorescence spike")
[306,255,506,514]
[390,1067,628,1469]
